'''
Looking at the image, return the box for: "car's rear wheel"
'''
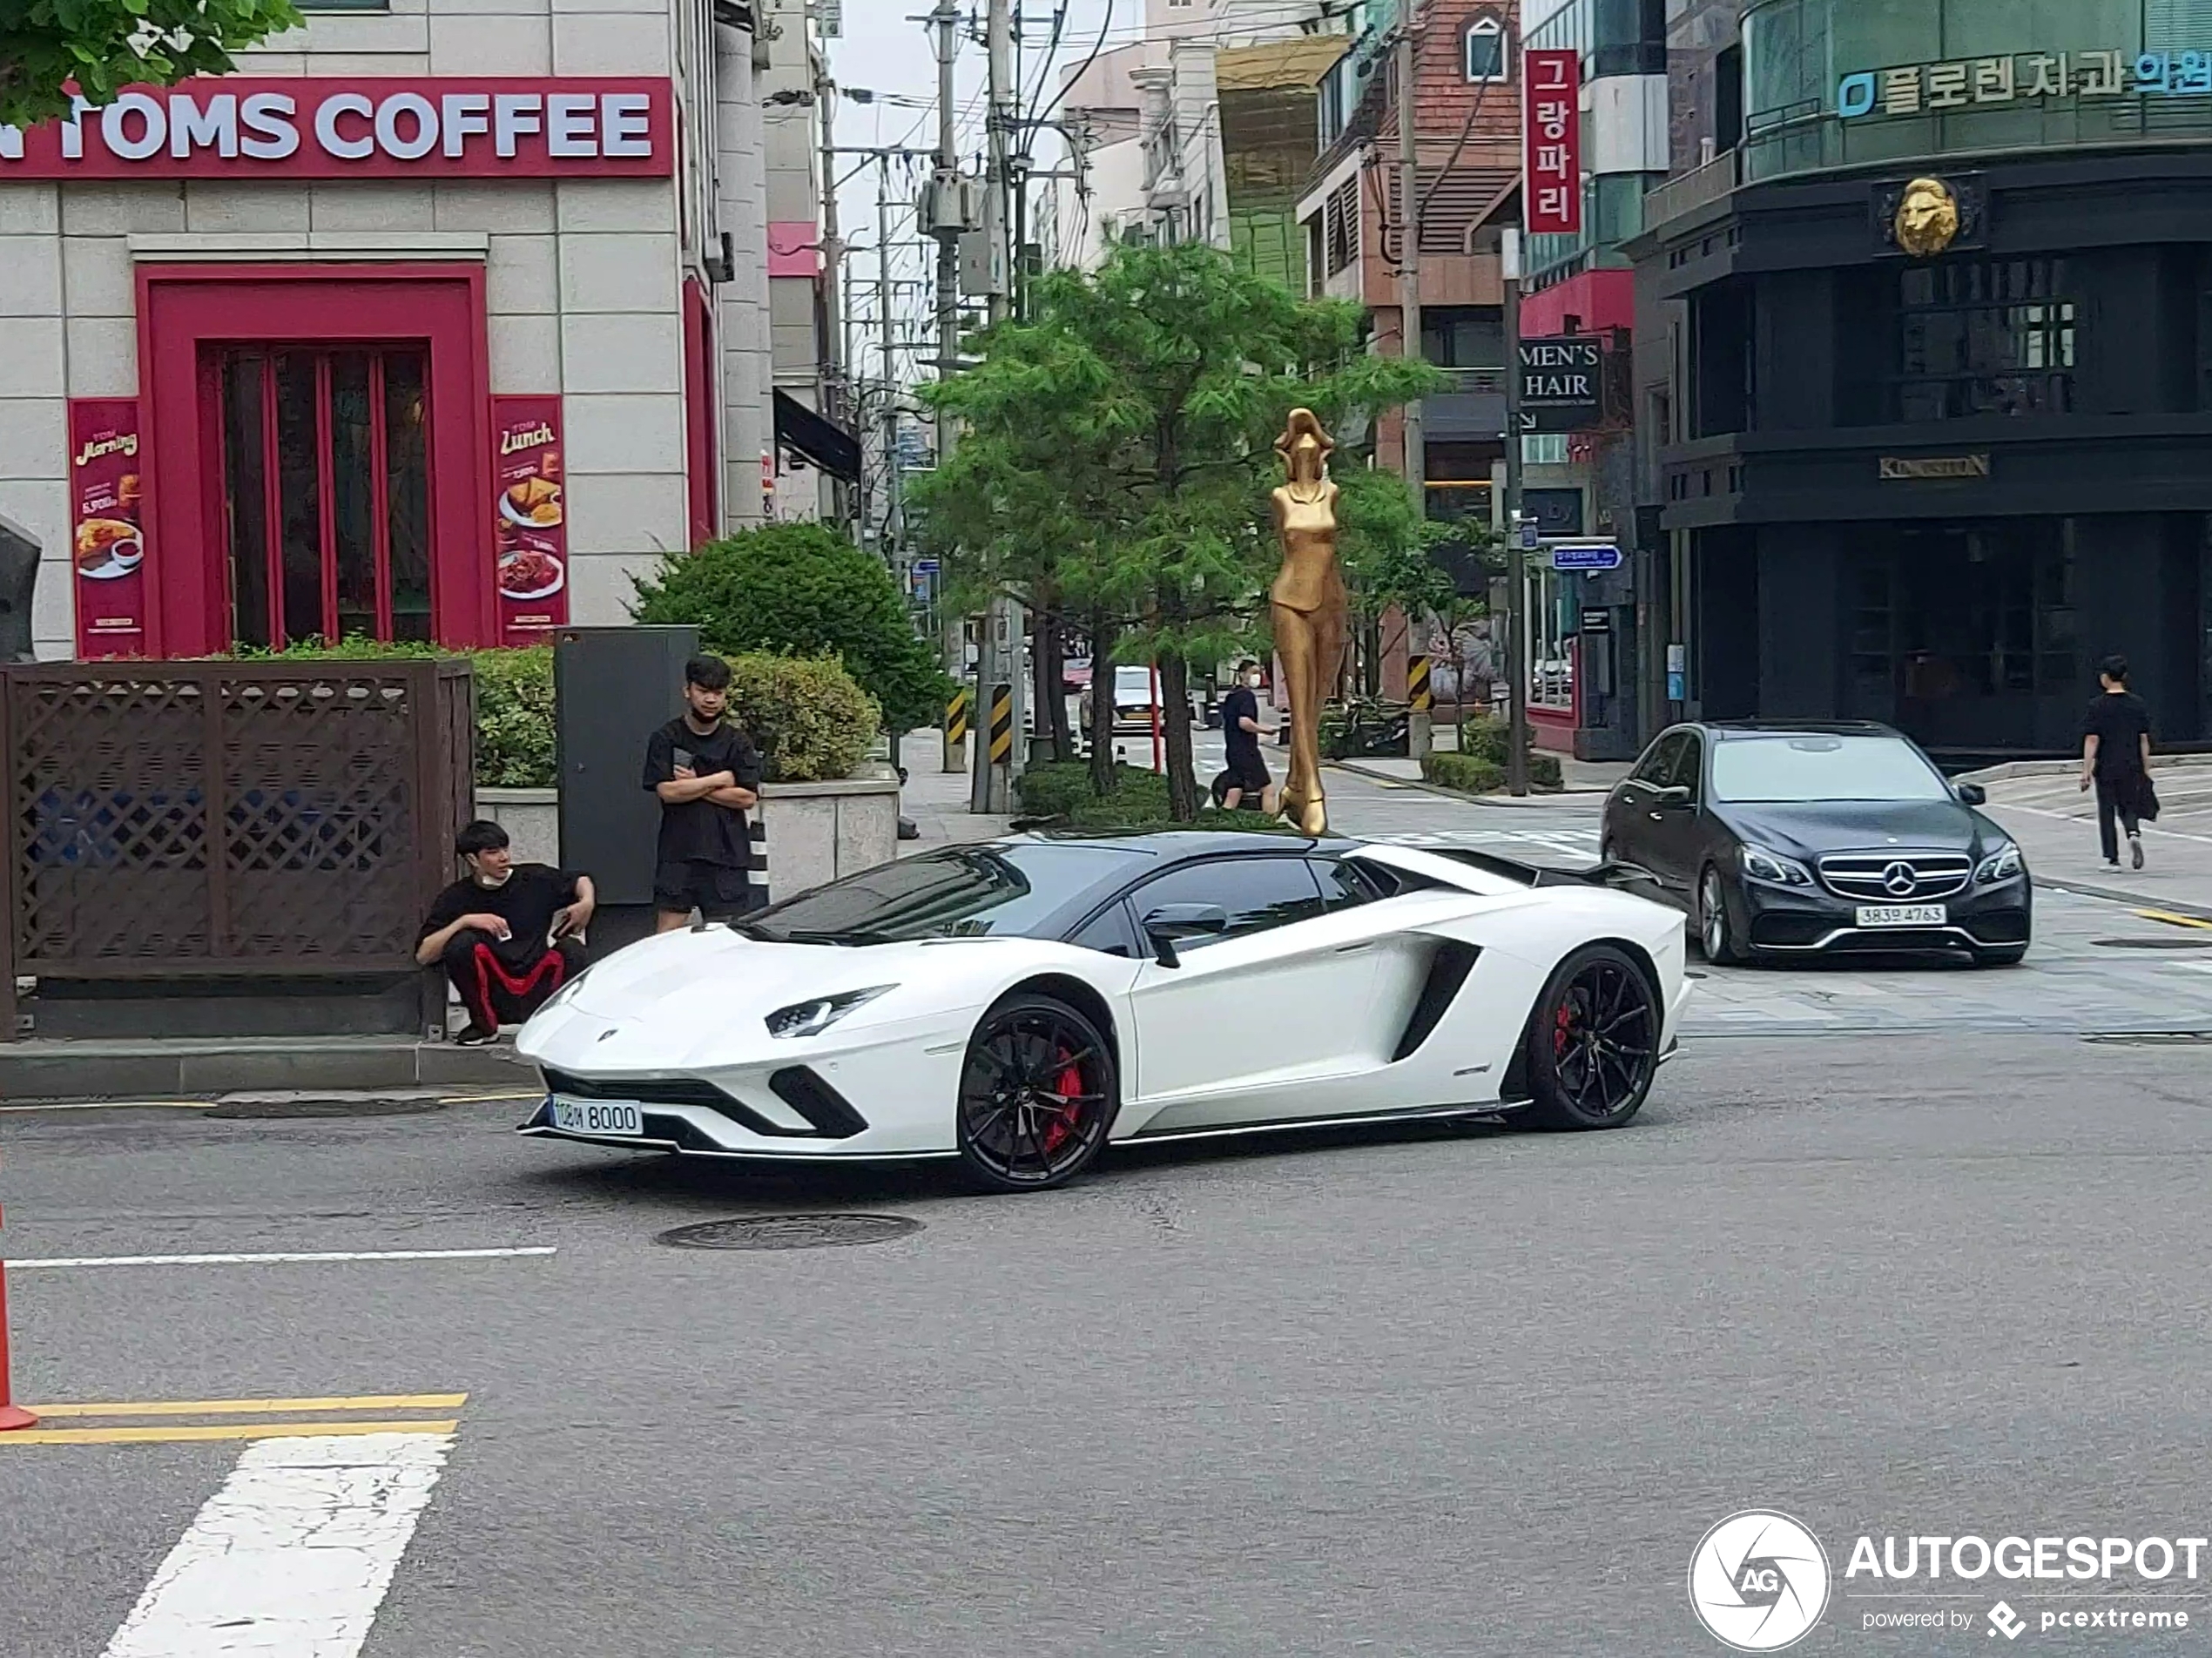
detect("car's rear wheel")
[1522,945,1660,1131]
[955,994,1118,1192]
[1698,865,1744,966]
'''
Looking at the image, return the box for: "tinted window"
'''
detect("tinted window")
[1313,856,1386,907]
[741,843,1141,944]
[1632,732,1686,785]
[1710,735,1951,804]
[1668,733,1704,799]
[1130,856,1326,948]
[1069,900,1141,958]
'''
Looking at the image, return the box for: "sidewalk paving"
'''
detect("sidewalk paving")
[897,731,1015,854]
[1329,751,1622,805]
[1966,754,2212,920]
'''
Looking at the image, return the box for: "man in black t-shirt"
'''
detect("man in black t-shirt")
[642,653,763,931]
[416,820,596,1044]
[1218,660,1276,814]
[2080,652,2155,871]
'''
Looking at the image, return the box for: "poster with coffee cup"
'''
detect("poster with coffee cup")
[69,400,146,658]
[491,395,570,646]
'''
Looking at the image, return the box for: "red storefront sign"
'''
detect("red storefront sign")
[491,397,571,647]
[0,78,673,179]
[68,400,148,659]
[1523,49,1582,236]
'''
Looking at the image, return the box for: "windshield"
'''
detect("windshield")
[738,842,1143,945]
[1116,667,1153,698]
[1710,735,1952,804]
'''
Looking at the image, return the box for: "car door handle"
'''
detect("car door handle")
[1334,940,1376,954]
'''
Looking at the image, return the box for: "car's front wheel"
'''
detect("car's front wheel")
[1522,945,1661,1130]
[1698,864,1744,966]
[955,993,1118,1192]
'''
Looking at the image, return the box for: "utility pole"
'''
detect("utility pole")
[1394,10,1429,760]
[1502,225,1529,797]
[878,154,901,563]
[816,57,846,534]
[972,0,1022,812]
[929,0,970,777]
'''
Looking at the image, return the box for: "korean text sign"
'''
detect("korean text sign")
[1524,50,1581,236]
[0,78,673,179]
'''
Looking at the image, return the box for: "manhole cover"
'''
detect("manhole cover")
[207,1094,449,1119]
[2091,937,2212,950]
[655,1214,923,1251]
[2082,1031,2212,1046]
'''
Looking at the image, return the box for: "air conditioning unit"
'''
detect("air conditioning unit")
[919,173,983,237]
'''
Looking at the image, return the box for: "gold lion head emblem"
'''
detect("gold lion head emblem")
[1894,177,1959,258]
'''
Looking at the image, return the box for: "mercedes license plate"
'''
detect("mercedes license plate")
[550,1097,644,1136]
[1855,903,1946,928]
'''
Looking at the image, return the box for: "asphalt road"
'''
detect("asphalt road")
[6,761,2212,1657]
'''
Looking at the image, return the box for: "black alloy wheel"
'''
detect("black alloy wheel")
[1699,864,1743,966]
[955,994,1118,1192]
[1523,945,1661,1130]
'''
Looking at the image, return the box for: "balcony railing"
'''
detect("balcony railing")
[1642,147,1741,235]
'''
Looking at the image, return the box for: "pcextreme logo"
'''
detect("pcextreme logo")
[1689,1511,1832,1652]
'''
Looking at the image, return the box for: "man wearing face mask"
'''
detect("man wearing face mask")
[1218,660,1278,815]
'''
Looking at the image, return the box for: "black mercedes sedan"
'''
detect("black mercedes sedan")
[1599,721,2031,966]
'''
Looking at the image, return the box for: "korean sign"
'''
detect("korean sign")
[1524,49,1581,235]
[0,78,673,179]
[1835,50,2198,119]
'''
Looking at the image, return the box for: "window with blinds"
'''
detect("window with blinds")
[1325,179,1359,274]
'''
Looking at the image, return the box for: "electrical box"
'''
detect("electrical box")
[959,228,1006,297]
[919,173,982,238]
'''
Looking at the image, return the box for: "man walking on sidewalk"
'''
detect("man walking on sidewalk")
[416,821,596,1044]
[1218,660,1277,815]
[644,654,762,931]
[2080,653,2155,872]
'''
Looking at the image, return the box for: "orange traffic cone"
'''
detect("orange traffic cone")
[0,1207,36,1431]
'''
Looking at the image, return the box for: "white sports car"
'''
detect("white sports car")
[516,831,1690,1192]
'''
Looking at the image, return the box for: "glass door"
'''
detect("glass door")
[218,347,435,649]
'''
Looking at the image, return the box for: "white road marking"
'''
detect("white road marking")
[100,1431,453,1658]
[10,1246,555,1270]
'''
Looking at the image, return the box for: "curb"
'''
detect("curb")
[2033,879,2212,922]
[0,1040,530,1106]
[1329,758,1605,809]
[1960,752,2212,784]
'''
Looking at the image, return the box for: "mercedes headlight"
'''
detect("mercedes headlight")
[765,986,894,1040]
[1975,841,2024,885]
[1741,844,1813,886]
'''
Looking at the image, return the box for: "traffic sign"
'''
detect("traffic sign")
[1548,540,1622,573]
[914,557,941,575]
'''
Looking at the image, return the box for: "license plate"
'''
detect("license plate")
[1855,903,1946,928]
[549,1097,644,1136]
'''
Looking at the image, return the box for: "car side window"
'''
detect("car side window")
[1632,732,1685,787]
[1068,900,1141,959]
[1129,856,1327,949]
[1668,734,1704,801]
[1312,856,1386,907]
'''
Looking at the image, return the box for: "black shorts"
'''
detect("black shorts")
[1224,751,1271,792]
[654,859,752,920]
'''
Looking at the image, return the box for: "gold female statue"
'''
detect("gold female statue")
[1269,408,1345,836]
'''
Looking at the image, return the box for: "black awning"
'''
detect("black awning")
[773,390,861,482]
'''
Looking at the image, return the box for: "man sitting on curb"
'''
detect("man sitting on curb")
[416,820,597,1045]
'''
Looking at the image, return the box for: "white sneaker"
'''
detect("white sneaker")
[2131,835,2145,871]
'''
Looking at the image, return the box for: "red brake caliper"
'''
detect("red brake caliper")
[1553,997,1575,1057]
[1042,1047,1084,1153]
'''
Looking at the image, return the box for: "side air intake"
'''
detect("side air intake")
[1390,941,1480,1062]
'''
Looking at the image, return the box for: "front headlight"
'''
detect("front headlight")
[1975,841,2024,885]
[540,967,593,1014]
[1741,844,1814,886]
[765,985,894,1040]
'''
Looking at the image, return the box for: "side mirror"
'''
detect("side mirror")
[1142,902,1230,967]
[1955,782,1987,805]
[1653,785,1693,808]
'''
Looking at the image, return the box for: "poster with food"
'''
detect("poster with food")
[491,396,570,646]
[69,399,147,658]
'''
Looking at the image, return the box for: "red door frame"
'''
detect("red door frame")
[682,275,718,549]
[138,263,495,654]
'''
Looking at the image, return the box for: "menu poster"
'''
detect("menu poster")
[491,395,570,646]
[68,399,147,658]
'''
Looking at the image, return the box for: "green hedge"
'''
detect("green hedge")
[232,638,556,789]
[1453,716,1564,791]
[1421,751,1506,795]
[1015,760,1292,832]
[727,652,877,783]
